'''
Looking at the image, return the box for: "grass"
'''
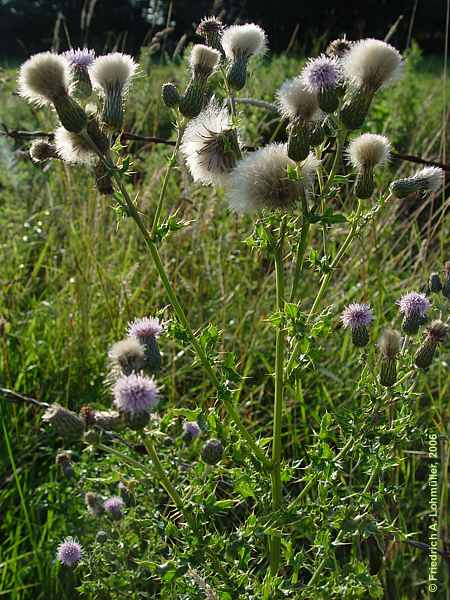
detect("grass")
[0,43,449,598]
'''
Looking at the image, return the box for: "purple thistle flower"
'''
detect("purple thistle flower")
[104,496,125,520]
[113,373,159,415]
[63,48,95,68]
[57,537,83,567]
[127,316,163,340]
[302,54,341,92]
[341,303,373,329]
[182,420,201,442]
[398,292,431,317]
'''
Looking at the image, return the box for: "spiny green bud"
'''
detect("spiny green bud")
[227,54,248,91]
[43,405,85,440]
[201,438,224,465]
[53,95,87,133]
[378,329,402,387]
[318,87,339,114]
[354,166,375,199]
[351,325,370,347]
[380,359,397,387]
[162,82,180,108]
[179,80,207,118]
[414,320,448,369]
[340,85,374,130]
[429,272,442,293]
[287,119,311,162]
[95,530,108,543]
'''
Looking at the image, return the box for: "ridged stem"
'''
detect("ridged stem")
[287,199,363,373]
[270,223,286,575]
[290,194,310,302]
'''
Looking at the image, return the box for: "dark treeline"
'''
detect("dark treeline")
[0,0,447,59]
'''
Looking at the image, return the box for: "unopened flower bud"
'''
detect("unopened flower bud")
[118,481,133,505]
[162,82,180,108]
[85,491,104,517]
[95,530,108,543]
[201,438,224,465]
[443,262,450,299]
[429,272,442,294]
[43,405,84,440]
[414,320,448,369]
[94,160,114,195]
[287,118,311,162]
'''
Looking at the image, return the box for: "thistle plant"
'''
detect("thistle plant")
[16,23,449,597]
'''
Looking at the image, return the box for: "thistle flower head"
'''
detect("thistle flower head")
[276,77,321,121]
[342,38,402,91]
[378,329,402,359]
[113,373,159,415]
[341,303,373,329]
[326,37,353,59]
[29,139,58,163]
[197,16,224,37]
[18,52,72,106]
[183,420,201,442]
[347,133,391,170]
[63,48,95,69]
[180,102,240,186]
[390,166,444,198]
[103,495,125,520]
[426,320,448,344]
[227,143,300,214]
[57,537,82,566]
[85,492,103,516]
[189,44,221,77]
[89,52,138,94]
[221,23,267,60]
[398,291,431,317]
[54,126,96,165]
[127,316,163,340]
[108,337,146,375]
[302,54,341,92]
[201,438,224,465]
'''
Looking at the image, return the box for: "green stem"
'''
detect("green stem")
[307,530,343,587]
[141,435,195,528]
[322,127,346,198]
[287,199,363,373]
[270,224,286,575]
[289,195,310,302]
[150,120,185,238]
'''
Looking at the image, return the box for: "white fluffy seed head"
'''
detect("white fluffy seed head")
[180,102,239,186]
[410,167,444,192]
[189,44,221,76]
[227,143,300,214]
[221,23,267,60]
[342,38,403,90]
[89,52,138,93]
[54,126,96,165]
[347,133,391,170]
[276,77,321,122]
[18,52,72,106]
